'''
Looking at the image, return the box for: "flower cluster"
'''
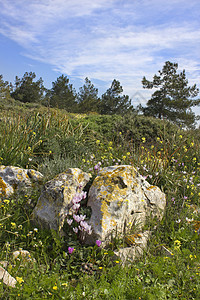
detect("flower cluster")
[66,191,92,235]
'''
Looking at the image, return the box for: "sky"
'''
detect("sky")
[0,0,200,112]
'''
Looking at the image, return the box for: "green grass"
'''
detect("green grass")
[0,106,200,299]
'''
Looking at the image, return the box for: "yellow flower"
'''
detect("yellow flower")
[96,140,100,145]
[53,284,58,290]
[61,282,68,287]
[190,142,194,147]
[126,152,130,156]
[122,156,126,160]
[99,267,103,269]
[119,132,122,135]
[11,222,17,229]
[16,277,24,284]
[115,261,120,264]
[142,137,146,143]
[151,145,154,149]
[174,240,181,245]
[109,141,113,146]
[82,158,86,163]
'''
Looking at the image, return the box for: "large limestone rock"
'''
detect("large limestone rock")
[85,165,166,245]
[32,168,91,231]
[0,165,43,198]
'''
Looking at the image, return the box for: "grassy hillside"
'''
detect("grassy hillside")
[0,101,200,299]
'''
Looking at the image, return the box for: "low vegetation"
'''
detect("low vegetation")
[0,104,200,299]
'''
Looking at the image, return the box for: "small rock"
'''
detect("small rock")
[0,266,16,288]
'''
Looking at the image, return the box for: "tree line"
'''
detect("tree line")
[0,61,199,128]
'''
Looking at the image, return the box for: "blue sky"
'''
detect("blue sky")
[0,0,200,111]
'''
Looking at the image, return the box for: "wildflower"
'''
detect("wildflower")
[99,267,103,269]
[96,140,100,145]
[179,135,182,139]
[11,222,17,229]
[96,240,101,247]
[53,285,58,290]
[94,162,101,171]
[68,247,74,254]
[122,156,126,160]
[72,203,80,211]
[61,283,68,287]
[73,227,78,234]
[80,221,92,234]
[67,219,73,225]
[115,261,120,264]
[4,199,10,204]
[142,137,146,143]
[127,152,131,156]
[16,277,24,284]
[33,228,38,232]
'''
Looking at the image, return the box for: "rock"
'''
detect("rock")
[114,231,151,265]
[0,265,16,287]
[85,165,166,245]
[32,168,91,231]
[0,165,43,198]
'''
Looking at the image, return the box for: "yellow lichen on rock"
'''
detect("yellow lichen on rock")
[0,176,7,197]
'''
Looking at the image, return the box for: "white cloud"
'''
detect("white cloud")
[0,0,200,104]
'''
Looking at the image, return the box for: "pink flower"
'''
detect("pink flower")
[73,227,78,234]
[72,203,80,211]
[67,219,73,225]
[94,162,101,171]
[68,247,74,254]
[96,240,101,247]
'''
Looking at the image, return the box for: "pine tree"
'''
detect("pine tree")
[141,61,200,128]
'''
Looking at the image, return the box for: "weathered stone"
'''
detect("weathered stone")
[32,168,91,231]
[85,165,166,245]
[114,231,151,265]
[0,266,16,287]
[0,165,43,198]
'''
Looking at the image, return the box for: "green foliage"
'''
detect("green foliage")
[77,77,100,113]
[11,72,45,103]
[1,107,200,299]
[141,61,200,128]
[47,74,77,112]
[99,79,135,115]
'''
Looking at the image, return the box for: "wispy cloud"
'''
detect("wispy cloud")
[0,0,200,102]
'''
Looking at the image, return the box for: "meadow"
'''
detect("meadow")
[0,102,200,299]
